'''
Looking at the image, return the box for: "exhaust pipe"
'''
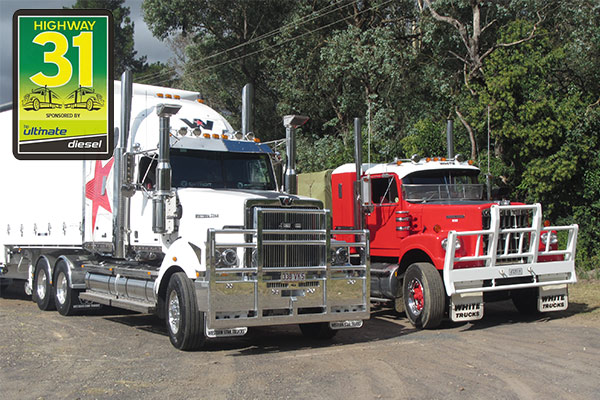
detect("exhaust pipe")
[113,70,133,258]
[283,115,309,195]
[241,83,254,135]
[446,118,454,159]
[354,118,363,230]
[153,103,181,233]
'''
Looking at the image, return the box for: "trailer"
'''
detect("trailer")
[0,75,369,349]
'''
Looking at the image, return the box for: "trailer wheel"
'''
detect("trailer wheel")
[33,259,55,311]
[53,261,81,316]
[511,288,540,315]
[299,323,337,339]
[403,262,445,329]
[165,272,205,350]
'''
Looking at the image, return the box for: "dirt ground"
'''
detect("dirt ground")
[1,280,599,400]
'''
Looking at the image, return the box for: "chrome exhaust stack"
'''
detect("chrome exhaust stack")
[283,115,309,195]
[241,83,254,135]
[153,103,181,233]
[113,70,133,258]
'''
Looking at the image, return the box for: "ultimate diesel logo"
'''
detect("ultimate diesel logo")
[13,9,113,160]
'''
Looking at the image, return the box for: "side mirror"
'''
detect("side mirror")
[360,176,372,207]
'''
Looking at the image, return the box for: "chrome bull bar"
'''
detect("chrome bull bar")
[196,211,370,330]
[443,203,578,296]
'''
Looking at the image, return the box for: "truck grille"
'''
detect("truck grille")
[482,207,530,262]
[255,208,327,268]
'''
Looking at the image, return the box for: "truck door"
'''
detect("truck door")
[366,174,399,252]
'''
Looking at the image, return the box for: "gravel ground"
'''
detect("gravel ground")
[1,281,599,400]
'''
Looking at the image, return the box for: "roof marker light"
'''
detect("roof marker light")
[156,93,164,98]
[174,95,181,100]
[426,157,432,162]
[254,138,261,143]
[468,160,474,165]
[221,134,229,139]
[203,133,210,138]
[212,134,220,139]
[165,94,172,99]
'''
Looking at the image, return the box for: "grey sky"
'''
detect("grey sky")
[0,0,172,105]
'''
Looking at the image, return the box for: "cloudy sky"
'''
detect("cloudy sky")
[0,0,172,105]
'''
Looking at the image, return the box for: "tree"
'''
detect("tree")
[70,0,147,77]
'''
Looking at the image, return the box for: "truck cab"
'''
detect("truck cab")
[331,156,578,329]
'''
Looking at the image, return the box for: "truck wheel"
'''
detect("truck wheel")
[299,322,337,339]
[165,272,205,350]
[511,288,540,315]
[33,259,55,311]
[54,261,80,316]
[33,98,40,111]
[403,262,445,329]
[86,99,93,111]
[0,279,11,296]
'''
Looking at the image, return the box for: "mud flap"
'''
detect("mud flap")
[450,292,484,322]
[538,284,568,312]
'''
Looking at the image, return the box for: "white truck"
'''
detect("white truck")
[0,75,369,350]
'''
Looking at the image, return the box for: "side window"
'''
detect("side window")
[371,177,399,204]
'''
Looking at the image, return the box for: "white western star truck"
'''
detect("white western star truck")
[0,74,369,350]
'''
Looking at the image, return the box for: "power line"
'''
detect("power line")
[135,0,357,85]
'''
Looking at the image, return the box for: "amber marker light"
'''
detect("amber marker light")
[212,134,220,139]
[544,220,551,227]
[433,224,442,233]
[203,133,211,138]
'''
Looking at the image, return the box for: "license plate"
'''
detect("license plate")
[281,272,305,282]
[450,293,484,322]
[538,285,568,312]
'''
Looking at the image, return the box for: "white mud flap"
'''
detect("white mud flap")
[450,292,484,322]
[538,284,569,312]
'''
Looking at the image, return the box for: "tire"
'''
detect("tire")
[53,261,81,316]
[299,322,337,339]
[0,279,11,296]
[403,262,445,329]
[33,259,55,311]
[511,288,540,315]
[165,272,205,350]
[33,98,40,111]
[86,99,93,111]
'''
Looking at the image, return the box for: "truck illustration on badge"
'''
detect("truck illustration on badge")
[64,86,104,111]
[21,86,62,110]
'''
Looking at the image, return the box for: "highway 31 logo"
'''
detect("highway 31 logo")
[13,9,113,160]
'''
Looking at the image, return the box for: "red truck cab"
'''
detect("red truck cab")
[330,156,578,329]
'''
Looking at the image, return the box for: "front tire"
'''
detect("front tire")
[33,259,55,311]
[165,272,205,350]
[403,262,445,329]
[54,261,81,316]
[86,99,93,111]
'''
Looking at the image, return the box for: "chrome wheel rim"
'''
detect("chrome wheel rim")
[168,290,181,335]
[36,269,47,300]
[407,278,424,316]
[56,272,67,305]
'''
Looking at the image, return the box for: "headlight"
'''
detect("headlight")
[441,238,462,251]
[217,248,238,267]
[541,232,558,245]
[332,247,349,265]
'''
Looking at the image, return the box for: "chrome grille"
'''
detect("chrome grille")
[482,207,530,262]
[256,208,327,268]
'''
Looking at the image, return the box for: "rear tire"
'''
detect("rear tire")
[511,288,540,315]
[165,272,205,350]
[54,261,81,316]
[33,259,55,311]
[299,322,337,339]
[0,279,11,296]
[403,262,445,329]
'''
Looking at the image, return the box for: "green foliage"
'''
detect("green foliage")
[142,0,600,270]
[69,0,147,76]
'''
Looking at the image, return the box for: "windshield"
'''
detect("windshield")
[170,148,276,190]
[402,169,483,202]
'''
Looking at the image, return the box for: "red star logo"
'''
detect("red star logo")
[85,158,115,231]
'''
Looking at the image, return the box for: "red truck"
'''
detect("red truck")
[328,154,578,329]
